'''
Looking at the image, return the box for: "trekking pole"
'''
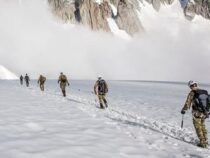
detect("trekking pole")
[181,114,184,128]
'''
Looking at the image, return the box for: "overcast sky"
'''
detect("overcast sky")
[0,0,210,82]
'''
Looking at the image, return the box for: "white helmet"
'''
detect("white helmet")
[188,80,197,87]
[97,75,102,80]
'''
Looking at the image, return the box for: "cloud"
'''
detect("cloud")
[0,0,210,82]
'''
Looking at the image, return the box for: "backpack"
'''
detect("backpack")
[60,75,67,82]
[40,76,46,83]
[43,77,46,82]
[98,79,108,94]
[194,89,210,113]
[25,75,29,81]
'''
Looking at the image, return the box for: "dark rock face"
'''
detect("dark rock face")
[115,0,144,35]
[48,0,144,35]
[48,0,210,35]
[180,0,210,20]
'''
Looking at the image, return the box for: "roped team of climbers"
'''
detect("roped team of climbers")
[19,73,109,109]
[19,74,210,148]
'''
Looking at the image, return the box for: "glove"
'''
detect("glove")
[181,109,186,114]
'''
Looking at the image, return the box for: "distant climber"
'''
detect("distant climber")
[94,76,108,109]
[58,72,70,97]
[20,75,23,85]
[38,75,46,91]
[181,81,209,148]
[24,74,30,87]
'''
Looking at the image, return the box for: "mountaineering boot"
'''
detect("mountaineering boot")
[100,103,104,109]
[105,103,108,108]
[197,143,207,148]
[204,137,209,146]
[103,99,108,108]
[197,139,207,148]
[62,90,66,97]
[104,102,108,108]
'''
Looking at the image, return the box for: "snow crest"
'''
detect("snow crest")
[0,65,18,80]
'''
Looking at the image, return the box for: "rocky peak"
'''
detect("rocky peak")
[48,0,144,35]
[48,0,210,35]
[183,0,210,20]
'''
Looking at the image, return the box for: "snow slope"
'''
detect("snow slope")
[0,65,18,80]
[0,80,210,157]
[138,0,210,32]
[107,18,131,40]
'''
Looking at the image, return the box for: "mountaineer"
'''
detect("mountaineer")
[58,72,70,97]
[94,76,108,109]
[181,81,210,148]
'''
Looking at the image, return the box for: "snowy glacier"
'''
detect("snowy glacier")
[0,80,210,157]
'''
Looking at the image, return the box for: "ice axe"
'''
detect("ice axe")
[181,114,184,128]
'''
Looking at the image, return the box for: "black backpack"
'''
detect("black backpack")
[25,76,29,81]
[194,89,210,113]
[98,80,108,94]
[60,75,67,82]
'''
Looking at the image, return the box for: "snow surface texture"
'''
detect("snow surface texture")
[0,65,17,80]
[0,80,210,157]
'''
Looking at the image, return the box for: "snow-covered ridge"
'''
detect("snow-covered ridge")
[48,0,210,35]
[0,65,18,80]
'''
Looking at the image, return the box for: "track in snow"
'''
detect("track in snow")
[26,85,205,149]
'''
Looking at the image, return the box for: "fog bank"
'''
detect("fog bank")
[0,0,210,82]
